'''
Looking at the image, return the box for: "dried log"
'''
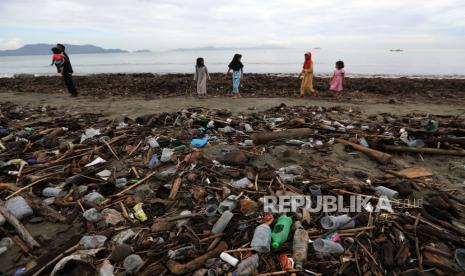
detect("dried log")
[251,128,314,144]
[382,145,465,156]
[336,138,392,164]
[166,241,228,275]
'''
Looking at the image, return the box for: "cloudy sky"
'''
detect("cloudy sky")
[0,0,464,51]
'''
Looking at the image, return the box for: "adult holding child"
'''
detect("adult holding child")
[56,43,78,97]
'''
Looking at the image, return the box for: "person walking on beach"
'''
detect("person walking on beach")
[226,54,243,99]
[194,57,210,98]
[299,51,316,97]
[329,60,345,97]
[56,43,78,97]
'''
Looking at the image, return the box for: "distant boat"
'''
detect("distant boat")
[390,49,403,52]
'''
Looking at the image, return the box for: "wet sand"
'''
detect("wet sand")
[1,91,464,120]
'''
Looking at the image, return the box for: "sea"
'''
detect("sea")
[1,48,464,78]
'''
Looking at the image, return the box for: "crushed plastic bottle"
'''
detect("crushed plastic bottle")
[42,187,66,197]
[79,235,107,249]
[160,148,174,162]
[99,260,115,276]
[232,177,253,189]
[115,177,127,188]
[123,254,144,273]
[374,186,399,199]
[320,215,355,230]
[148,154,159,169]
[83,191,105,206]
[147,137,160,148]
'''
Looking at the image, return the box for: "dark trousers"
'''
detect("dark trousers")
[63,72,78,96]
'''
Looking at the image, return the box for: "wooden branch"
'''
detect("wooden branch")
[0,200,40,249]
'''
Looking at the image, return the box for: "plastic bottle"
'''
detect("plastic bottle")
[218,195,238,213]
[0,214,6,226]
[374,186,399,199]
[148,154,159,169]
[271,215,293,249]
[251,224,271,253]
[160,148,173,162]
[42,187,66,197]
[211,210,234,234]
[99,260,115,276]
[292,221,309,269]
[5,196,33,220]
[232,177,252,189]
[174,145,186,152]
[79,235,107,249]
[235,254,259,276]
[244,124,253,133]
[313,239,344,254]
[320,215,355,230]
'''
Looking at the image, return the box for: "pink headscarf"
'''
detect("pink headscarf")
[303,52,312,69]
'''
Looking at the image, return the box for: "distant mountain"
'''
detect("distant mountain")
[171,45,286,52]
[133,49,151,53]
[0,43,129,56]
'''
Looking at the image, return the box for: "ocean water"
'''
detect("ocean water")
[1,48,464,78]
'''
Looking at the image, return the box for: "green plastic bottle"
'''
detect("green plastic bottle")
[174,145,186,152]
[271,215,293,249]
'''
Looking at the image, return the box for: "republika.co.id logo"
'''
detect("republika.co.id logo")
[263,195,422,213]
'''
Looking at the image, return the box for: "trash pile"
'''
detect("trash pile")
[1,101,465,275]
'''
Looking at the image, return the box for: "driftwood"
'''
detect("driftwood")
[251,128,313,144]
[0,200,40,249]
[383,145,465,156]
[166,241,228,275]
[336,138,392,164]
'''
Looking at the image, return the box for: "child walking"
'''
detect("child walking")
[194,57,210,97]
[329,60,345,97]
[50,47,65,73]
[226,54,243,99]
[299,51,316,97]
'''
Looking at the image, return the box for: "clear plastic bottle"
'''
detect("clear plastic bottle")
[235,254,259,276]
[83,208,101,222]
[5,196,33,220]
[374,186,399,199]
[115,178,127,188]
[313,239,344,254]
[292,221,308,269]
[320,215,355,230]
[83,191,105,206]
[251,224,271,253]
[147,137,159,148]
[211,210,234,234]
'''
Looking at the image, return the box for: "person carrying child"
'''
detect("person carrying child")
[226,54,243,99]
[299,51,316,97]
[51,47,65,73]
[194,57,211,98]
[329,60,345,97]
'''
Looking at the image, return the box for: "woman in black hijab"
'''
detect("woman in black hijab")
[226,54,243,98]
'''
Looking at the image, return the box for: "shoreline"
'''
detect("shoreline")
[1,73,465,102]
[2,72,465,80]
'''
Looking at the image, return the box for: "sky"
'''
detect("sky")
[0,0,464,51]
